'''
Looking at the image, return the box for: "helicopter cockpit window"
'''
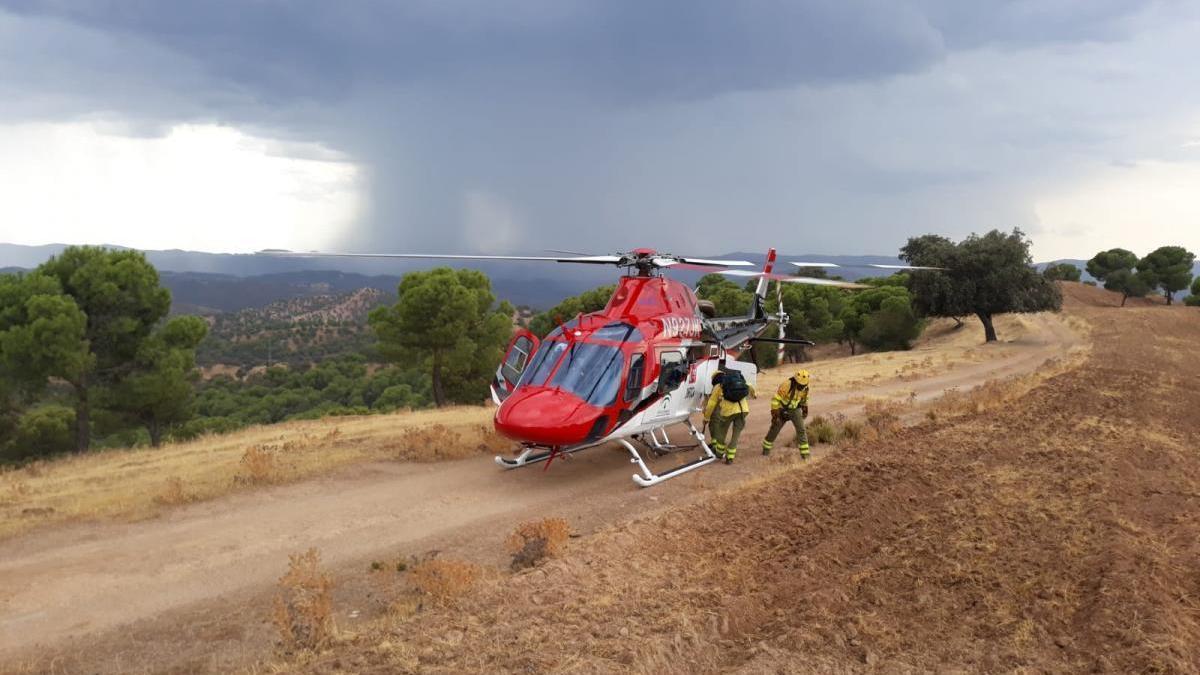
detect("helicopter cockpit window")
[500,335,535,384]
[520,340,568,387]
[550,342,624,406]
[591,322,643,343]
[624,353,645,402]
[657,351,686,392]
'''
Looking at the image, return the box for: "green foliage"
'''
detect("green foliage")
[179,356,432,438]
[1185,277,1200,306]
[695,275,752,316]
[1086,248,1151,305]
[528,285,615,337]
[0,272,90,389]
[1086,248,1139,281]
[1042,263,1082,282]
[838,285,922,354]
[902,229,1061,342]
[194,289,389,369]
[1,405,75,463]
[108,316,208,446]
[772,282,847,361]
[29,247,172,451]
[0,248,209,459]
[1136,245,1195,305]
[369,268,512,407]
[38,246,171,374]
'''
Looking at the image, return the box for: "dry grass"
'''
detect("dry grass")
[929,355,1083,421]
[394,423,512,462]
[153,476,192,506]
[506,517,572,570]
[760,312,1075,395]
[271,548,335,653]
[237,444,279,484]
[409,558,481,607]
[0,405,496,541]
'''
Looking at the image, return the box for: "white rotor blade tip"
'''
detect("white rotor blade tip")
[781,277,869,289]
[866,263,945,270]
[789,261,841,268]
[682,257,755,267]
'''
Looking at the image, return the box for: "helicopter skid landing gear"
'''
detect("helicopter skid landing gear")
[624,420,717,487]
[494,443,594,469]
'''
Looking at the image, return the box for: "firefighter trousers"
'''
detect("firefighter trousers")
[708,412,747,460]
[763,407,808,455]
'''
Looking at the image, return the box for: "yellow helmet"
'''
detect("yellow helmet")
[792,370,810,386]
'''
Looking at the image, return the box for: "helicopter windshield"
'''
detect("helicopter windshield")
[516,327,637,406]
[549,342,624,406]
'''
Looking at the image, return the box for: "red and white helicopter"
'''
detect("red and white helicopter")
[265,247,939,486]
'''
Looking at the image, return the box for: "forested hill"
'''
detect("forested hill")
[195,287,390,370]
[161,270,402,314]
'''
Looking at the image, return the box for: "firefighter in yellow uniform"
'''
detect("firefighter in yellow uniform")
[704,370,755,464]
[762,369,810,459]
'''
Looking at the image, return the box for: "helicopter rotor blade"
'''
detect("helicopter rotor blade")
[678,257,755,267]
[720,269,868,289]
[788,261,945,271]
[258,250,622,264]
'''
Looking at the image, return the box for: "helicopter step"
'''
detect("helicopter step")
[622,419,718,488]
[631,427,698,456]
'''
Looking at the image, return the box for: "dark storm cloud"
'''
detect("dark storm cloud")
[1,1,950,103]
[0,0,1187,256]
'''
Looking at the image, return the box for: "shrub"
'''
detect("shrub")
[863,400,904,436]
[506,517,572,570]
[409,558,480,606]
[806,416,838,445]
[154,476,191,506]
[272,548,335,652]
[238,444,278,484]
[839,419,863,442]
[1,405,74,463]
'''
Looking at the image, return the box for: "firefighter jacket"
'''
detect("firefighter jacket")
[704,382,755,419]
[770,378,809,411]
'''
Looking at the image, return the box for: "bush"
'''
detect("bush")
[1042,263,1082,282]
[272,548,335,652]
[1,405,74,463]
[806,415,839,445]
[859,296,922,351]
[863,400,904,435]
[237,445,278,484]
[409,558,480,606]
[506,517,572,570]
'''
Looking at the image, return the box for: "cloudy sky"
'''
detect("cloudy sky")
[1,1,1199,261]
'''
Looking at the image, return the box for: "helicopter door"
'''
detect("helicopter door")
[492,329,540,404]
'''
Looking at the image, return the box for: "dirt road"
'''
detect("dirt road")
[0,313,1080,673]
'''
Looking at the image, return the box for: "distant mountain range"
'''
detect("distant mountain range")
[4,242,1196,312]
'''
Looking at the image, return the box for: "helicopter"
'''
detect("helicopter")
[263,247,940,487]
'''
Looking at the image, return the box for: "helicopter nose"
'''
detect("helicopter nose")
[494,387,608,446]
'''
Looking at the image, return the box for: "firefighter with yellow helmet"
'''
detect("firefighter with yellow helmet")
[762,369,811,459]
